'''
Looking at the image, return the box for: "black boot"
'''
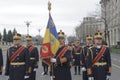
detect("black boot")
[74,66,77,75]
[78,66,81,75]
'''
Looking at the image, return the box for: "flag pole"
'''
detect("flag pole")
[48,1,54,80]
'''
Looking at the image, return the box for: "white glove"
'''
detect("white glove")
[97,45,101,49]
[50,76,55,80]
[73,59,75,62]
[50,76,53,80]
[33,68,37,71]
[41,72,44,75]
[106,75,110,80]
[24,75,29,79]
[88,77,94,80]
[50,58,56,63]
[81,67,86,72]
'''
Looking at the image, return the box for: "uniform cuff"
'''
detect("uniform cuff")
[56,59,61,65]
[107,72,111,76]
[88,74,93,77]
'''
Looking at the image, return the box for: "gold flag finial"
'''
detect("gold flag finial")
[48,1,51,12]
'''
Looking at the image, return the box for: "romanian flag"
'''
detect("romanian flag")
[40,13,60,65]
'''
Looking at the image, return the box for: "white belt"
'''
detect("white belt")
[30,57,35,60]
[94,62,107,66]
[10,62,25,66]
[75,53,80,55]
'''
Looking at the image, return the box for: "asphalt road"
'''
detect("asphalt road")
[0,48,120,80]
[111,53,120,80]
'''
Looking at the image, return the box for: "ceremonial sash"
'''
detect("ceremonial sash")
[92,45,106,66]
[56,46,69,59]
[10,46,25,62]
[29,46,35,52]
[74,45,81,53]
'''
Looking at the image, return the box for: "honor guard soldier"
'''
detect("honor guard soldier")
[80,34,93,80]
[68,41,75,67]
[41,61,48,75]
[50,30,72,80]
[72,39,82,75]
[86,31,112,80]
[5,33,31,80]
[0,48,3,75]
[26,35,39,80]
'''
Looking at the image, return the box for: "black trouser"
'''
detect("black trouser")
[29,70,36,80]
[82,71,88,80]
[43,65,48,74]
[9,65,25,80]
[74,66,81,74]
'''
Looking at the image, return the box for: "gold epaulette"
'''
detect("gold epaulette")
[88,47,94,60]
[81,46,85,49]
[90,45,94,47]
[88,46,93,49]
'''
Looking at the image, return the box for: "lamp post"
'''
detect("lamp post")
[25,21,32,35]
[38,29,41,36]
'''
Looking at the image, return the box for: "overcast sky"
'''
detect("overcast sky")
[0,0,100,37]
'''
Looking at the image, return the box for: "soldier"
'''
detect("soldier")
[26,35,39,80]
[68,41,74,67]
[86,31,112,80]
[72,39,82,75]
[5,33,31,80]
[50,30,72,80]
[0,48,3,75]
[80,34,93,80]
[41,61,48,75]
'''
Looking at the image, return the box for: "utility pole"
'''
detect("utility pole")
[25,21,32,35]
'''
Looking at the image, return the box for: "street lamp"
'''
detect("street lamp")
[38,28,42,45]
[25,21,32,35]
[38,29,41,36]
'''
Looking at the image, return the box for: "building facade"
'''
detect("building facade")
[76,17,104,44]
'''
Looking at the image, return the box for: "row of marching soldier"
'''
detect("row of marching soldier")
[0,30,112,80]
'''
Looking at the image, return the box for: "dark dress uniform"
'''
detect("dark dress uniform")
[5,46,30,80]
[28,45,39,80]
[5,33,30,80]
[80,34,93,80]
[73,44,82,75]
[0,48,3,75]
[86,31,112,80]
[42,61,48,75]
[54,46,72,80]
[87,46,111,80]
[51,30,72,80]
[80,46,91,80]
